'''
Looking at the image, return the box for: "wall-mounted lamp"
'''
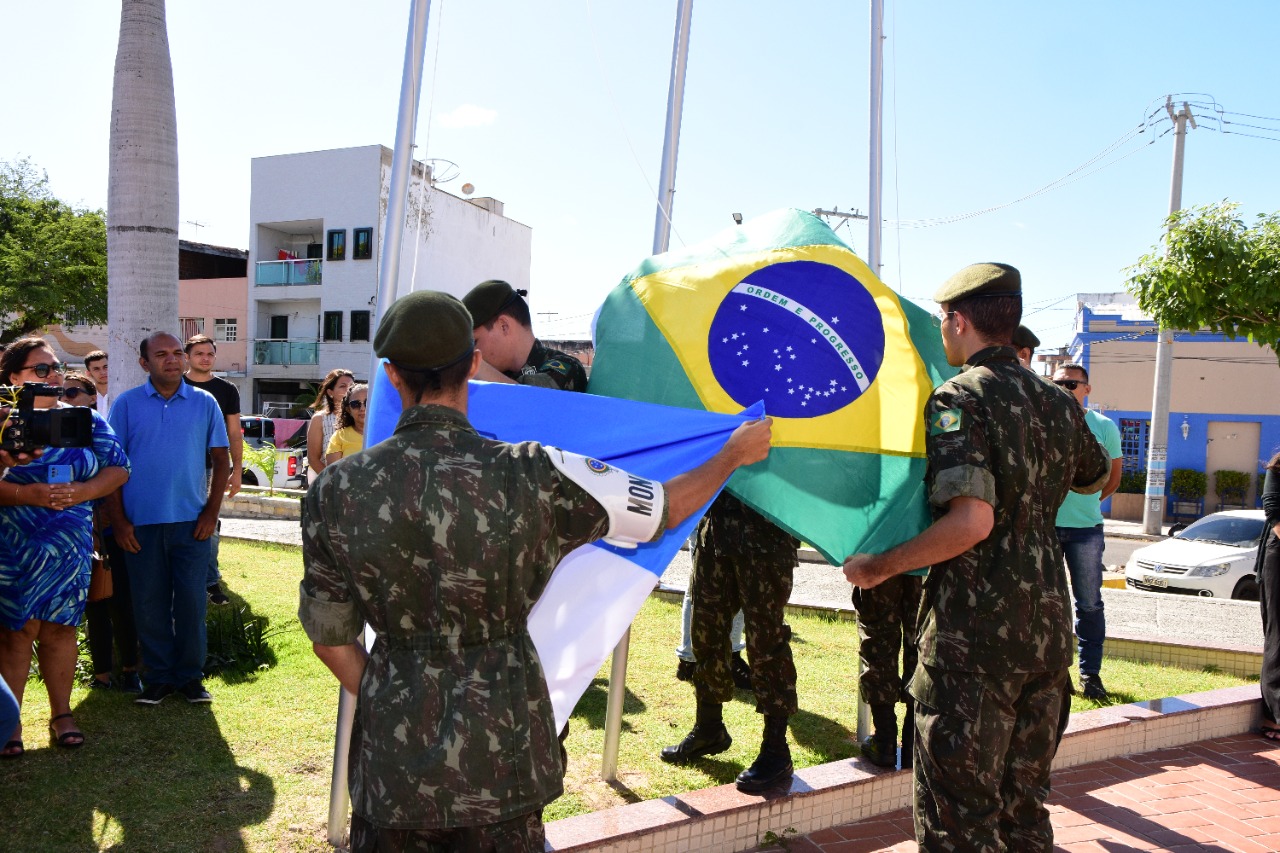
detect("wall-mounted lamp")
[1180,417,1190,441]
[731,212,743,225]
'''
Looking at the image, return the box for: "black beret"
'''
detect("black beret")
[1012,325,1040,350]
[462,279,527,328]
[373,290,474,370]
[934,262,1021,305]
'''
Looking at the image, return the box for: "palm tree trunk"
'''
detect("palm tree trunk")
[107,0,178,397]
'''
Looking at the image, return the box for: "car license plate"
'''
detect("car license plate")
[1144,576,1167,589]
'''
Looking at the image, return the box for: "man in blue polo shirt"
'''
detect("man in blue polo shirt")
[105,332,230,705]
[1052,363,1122,701]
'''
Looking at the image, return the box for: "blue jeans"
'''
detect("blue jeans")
[1057,525,1106,676]
[125,521,211,687]
[206,519,221,588]
[676,584,745,661]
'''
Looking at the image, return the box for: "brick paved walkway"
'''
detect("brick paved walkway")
[789,734,1280,852]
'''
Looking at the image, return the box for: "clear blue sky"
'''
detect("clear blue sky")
[5,1,1279,344]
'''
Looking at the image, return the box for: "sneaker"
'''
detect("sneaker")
[731,652,753,691]
[89,677,113,691]
[135,683,175,705]
[207,584,230,606]
[1081,674,1109,701]
[116,671,143,695]
[675,659,695,682]
[178,680,213,704]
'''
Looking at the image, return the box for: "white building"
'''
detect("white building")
[246,144,532,413]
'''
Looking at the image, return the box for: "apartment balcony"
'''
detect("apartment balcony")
[255,259,322,286]
[253,339,319,366]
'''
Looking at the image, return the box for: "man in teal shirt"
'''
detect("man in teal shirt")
[1053,363,1122,700]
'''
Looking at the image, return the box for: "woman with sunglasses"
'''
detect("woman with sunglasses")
[307,368,354,477]
[61,371,98,409]
[0,337,130,755]
[325,384,368,465]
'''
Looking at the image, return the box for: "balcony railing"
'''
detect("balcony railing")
[256,259,322,286]
[253,339,319,366]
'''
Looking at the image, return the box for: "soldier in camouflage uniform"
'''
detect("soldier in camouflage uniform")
[851,569,925,768]
[660,492,801,794]
[300,290,773,852]
[463,279,588,392]
[844,263,1110,852]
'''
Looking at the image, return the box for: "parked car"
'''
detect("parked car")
[239,416,308,490]
[1124,510,1264,600]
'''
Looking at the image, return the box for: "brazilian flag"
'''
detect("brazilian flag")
[588,208,956,564]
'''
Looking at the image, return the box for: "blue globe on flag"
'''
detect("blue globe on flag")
[707,260,886,418]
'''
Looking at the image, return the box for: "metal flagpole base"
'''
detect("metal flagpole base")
[327,686,356,848]
[601,628,631,781]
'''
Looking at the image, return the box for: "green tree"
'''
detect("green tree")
[0,158,107,343]
[1125,201,1280,364]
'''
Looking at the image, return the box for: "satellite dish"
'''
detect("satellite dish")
[460,183,475,196]
[422,158,460,184]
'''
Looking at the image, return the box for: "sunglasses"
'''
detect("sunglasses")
[936,310,957,322]
[24,362,67,379]
[63,387,95,401]
[346,399,366,411]
[1053,379,1084,391]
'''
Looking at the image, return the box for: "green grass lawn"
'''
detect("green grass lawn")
[0,540,1257,850]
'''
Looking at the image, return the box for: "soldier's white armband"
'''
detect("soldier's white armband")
[546,448,665,549]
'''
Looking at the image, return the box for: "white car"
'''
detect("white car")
[1124,510,1265,600]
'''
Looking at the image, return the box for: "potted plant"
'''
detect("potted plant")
[1168,468,1207,522]
[1213,469,1250,511]
[1108,470,1146,521]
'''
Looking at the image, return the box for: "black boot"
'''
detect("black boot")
[900,703,914,770]
[731,651,753,691]
[860,704,898,768]
[661,701,732,764]
[735,714,793,793]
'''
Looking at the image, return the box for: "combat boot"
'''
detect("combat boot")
[859,703,898,768]
[660,700,732,764]
[731,651,753,691]
[735,714,793,792]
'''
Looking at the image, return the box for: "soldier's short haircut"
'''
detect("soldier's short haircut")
[1057,362,1089,383]
[84,350,108,367]
[480,292,532,330]
[953,295,1021,345]
[396,357,473,403]
[184,333,217,354]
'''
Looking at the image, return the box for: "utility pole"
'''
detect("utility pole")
[1142,97,1196,535]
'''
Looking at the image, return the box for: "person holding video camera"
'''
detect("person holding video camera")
[0,337,130,756]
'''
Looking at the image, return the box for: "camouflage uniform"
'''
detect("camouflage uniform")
[910,345,1110,852]
[690,492,799,717]
[300,404,658,846]
[508,340,588,392]
[852,572,924,707]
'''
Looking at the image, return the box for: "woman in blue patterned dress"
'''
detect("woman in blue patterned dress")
[0,338,130,755]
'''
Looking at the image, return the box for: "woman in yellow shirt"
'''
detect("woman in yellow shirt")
[325,384,368,464]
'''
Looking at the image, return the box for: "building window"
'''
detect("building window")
[1120,418,1151,473]
[179,317,205,340]
[214,318,238,343]
[353,227,373,260]
[323,311,343,342]
[327,229,346,261]
[350,310,371,342]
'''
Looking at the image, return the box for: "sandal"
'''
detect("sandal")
[1,739,22,759]
[1256,725,1280,742]
[48,713,85,749]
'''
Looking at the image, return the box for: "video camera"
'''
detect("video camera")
[0,383,94,453]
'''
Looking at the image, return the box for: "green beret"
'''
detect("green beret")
[933,262,1021,305]
[462,279,527,328]
[1012,325,1040,350]
[373,290,474,370]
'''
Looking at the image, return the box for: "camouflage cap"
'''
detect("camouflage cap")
[462,279,528,328]
[1012,324,1040,350]
[373,290,474,370]
[933,262,1021,305]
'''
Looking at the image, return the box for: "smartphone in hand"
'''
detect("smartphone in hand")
[47,465,73,484]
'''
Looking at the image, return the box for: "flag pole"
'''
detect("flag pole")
[327,0,433,845]
[601,0,695,783]
[856,0,885,748]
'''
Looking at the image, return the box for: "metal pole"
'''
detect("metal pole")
[603,0,695,784]
[1142,98,1193,536]
[855,0,885,747]
[328,2,432,846]
[650,0,694,256]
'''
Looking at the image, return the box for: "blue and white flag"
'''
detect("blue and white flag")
[367,370,760,728]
